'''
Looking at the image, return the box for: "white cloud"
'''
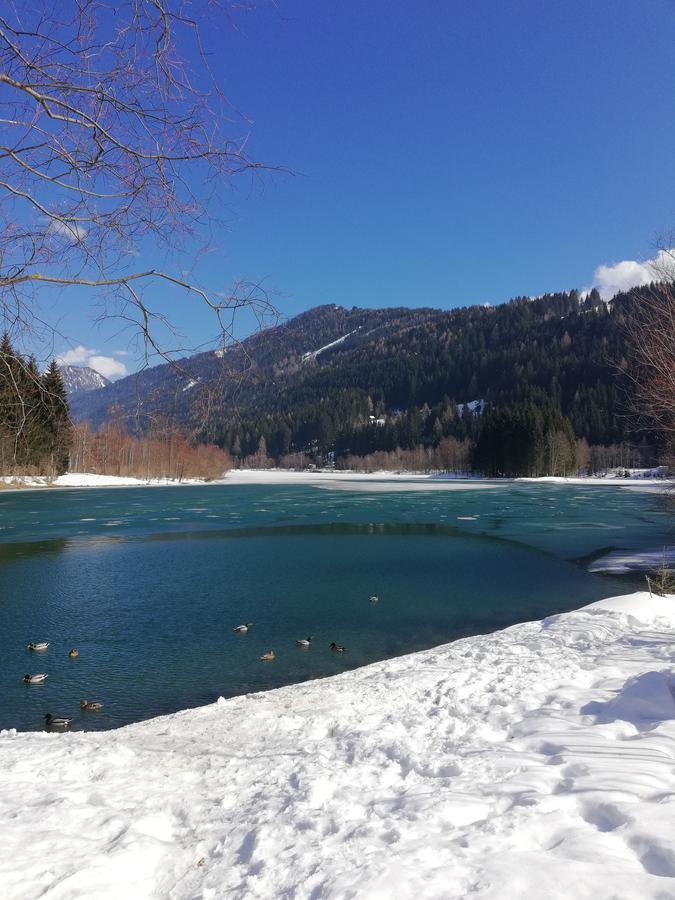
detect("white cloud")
[586,249,675,301]
[57,345,128,380]
[47,219,88,242]
[88,355,128,380]
[57,345,96,366]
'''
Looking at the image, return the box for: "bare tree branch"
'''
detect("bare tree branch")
[0,1,283,365]
[623,278,675,435]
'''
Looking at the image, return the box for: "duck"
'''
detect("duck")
[68,649,79,658]
[23,673,48,684]
[295,636,313,647]
[233,624,252,634]
[368,595,379,604]
[45,714,72,729]
[27,641,49,651]
[80,700,104,711]
[260,650,275,661]
[330,642,346,653]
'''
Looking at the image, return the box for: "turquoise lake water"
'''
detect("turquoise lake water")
[0,481,672,732]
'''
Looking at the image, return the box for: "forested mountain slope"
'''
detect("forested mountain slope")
[70,288,645,465]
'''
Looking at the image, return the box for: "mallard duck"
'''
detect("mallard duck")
[295,636,312,647]
[233,624,252,634]
[68,648,79,658]
[260,650,275,661]
[368,595,379,604]
[80,700,103,711]
[330,642,346,653]
[23,673,48,684]
[27,641,49,651]
[45,714,72,728]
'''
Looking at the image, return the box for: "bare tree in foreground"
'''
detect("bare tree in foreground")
[0,1,277,362]
[625,266,675,437]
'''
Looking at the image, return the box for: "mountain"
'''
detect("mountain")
[69,288,648,463]
[70,304,430,426]
[59,365,111,396]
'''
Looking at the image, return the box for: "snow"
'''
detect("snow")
[226,470,674,493]
[225,469,504,491]
[301,329,359,362]
[0,473,210,489]
[457,398,485,416]
[2,591,675,899]
[519,475,671,489]
[2,469,672,494]
[181,378,199,392]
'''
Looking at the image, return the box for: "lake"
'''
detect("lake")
[0,481,671,731]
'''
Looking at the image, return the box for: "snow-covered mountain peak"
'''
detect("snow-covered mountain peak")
[58,364,111,395]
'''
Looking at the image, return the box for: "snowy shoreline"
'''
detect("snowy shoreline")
[0,472,210,490]
[2,591,675,898]
[1,469,671,491]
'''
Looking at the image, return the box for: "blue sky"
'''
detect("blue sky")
[50,0,675,377]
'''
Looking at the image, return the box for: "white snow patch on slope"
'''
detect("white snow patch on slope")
[301,328,359,362]
[2,592,675,898]
[457,398,485,416]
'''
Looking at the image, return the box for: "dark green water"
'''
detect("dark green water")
[0,481,671,731]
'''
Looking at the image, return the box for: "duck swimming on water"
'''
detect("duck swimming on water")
[27,641,49,651]
[330,642,346,653]
[23,673,48,684]
[68,649,79,658]
[233,624,252,634]
[368,595,379,604]
[295,636,312,647]
[80,700,104,711]
[260,650,275,661]
[45,714,72,729]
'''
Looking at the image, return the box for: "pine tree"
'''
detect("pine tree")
[41,361,72,475]
[0,333,25,470]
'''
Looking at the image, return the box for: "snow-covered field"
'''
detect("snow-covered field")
[1,469,672,491]
[2,592,675,899]
[0,473,209,489]
[520,474,671,490]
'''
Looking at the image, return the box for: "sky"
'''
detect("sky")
[35,0,675,378]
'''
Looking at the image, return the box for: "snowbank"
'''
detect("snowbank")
[0,473,212,489]
[518,474,672,488]
[2,592,675,899]
[2,469,672,492]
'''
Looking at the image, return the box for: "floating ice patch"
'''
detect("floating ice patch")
[589,548,675,574]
